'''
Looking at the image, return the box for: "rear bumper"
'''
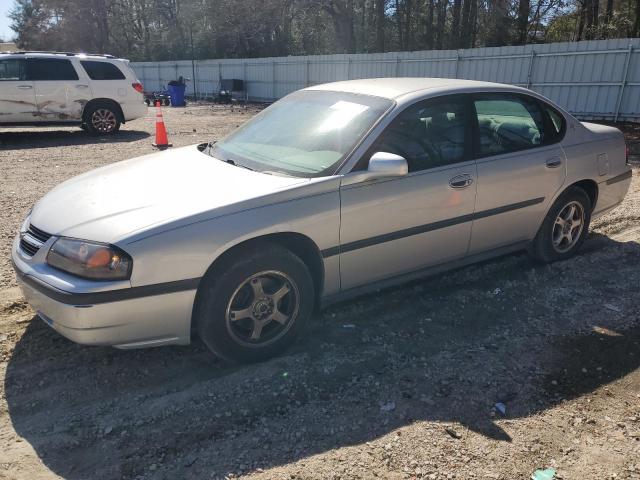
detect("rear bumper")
[594,169,633,217]
[12,239,195,349]
[121,101,148,122]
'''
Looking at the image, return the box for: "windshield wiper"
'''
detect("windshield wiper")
[224,158,254,171]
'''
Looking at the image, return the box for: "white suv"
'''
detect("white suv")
[0,51,147,135]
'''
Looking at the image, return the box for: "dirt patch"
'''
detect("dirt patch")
[0,109,639,480]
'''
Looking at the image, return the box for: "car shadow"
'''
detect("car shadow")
[0,129,150,149]
[4,233,640,479]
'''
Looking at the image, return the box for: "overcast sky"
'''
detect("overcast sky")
[0,0,15,42]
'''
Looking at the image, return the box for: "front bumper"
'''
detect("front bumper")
[12,235,195,349]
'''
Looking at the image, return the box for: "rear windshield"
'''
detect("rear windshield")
[209,90,393,178]
[80,61,126,80]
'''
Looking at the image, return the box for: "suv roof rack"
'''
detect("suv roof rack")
[1,51,117,58]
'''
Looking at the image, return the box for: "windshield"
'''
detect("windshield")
[209,90,393,177]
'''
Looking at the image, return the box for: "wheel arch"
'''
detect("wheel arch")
[197,232,326,308]
[569,179,598,211]
[82,98,125,124]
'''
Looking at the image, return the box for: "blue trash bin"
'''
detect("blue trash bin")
[167,84,186,107]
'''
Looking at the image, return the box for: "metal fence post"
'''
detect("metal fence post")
[157,64,161,90]
[614,44,633,122]
[454,51,460,78]
[243,61,248,100]
[272,60,276,100]
[305,60,310,87]
[526,50,536,89]
[347,57,352,80]
[395,56,401,77]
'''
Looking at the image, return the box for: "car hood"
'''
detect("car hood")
[29,145,309,243]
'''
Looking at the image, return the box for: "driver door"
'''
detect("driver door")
[338,95,478,290]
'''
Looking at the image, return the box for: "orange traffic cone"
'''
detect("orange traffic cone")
[152,100,172,149]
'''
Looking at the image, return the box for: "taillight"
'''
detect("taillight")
[626,145,631,165]
[132,82,144,93]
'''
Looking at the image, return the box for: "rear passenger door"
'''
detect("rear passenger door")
[469,93,567,254]
[26,58,92,122]
[79,60,129,104]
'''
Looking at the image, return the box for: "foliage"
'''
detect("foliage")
[7,0,640,60]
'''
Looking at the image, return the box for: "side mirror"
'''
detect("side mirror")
[342,152,408,185]
[367,151,409,178]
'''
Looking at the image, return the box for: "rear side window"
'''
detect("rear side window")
[474,94,546,157]
[26,59,79,81]
[80,61,126,80]
[542,102,566,140]
[0,59,25,80]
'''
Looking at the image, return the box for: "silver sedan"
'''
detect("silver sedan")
[12,78,632,362]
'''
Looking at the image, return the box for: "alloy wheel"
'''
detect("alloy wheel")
[552,200,585,253]
[225,270,300,347]
[91,109,117,134]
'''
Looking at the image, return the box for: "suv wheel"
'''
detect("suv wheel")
[194,243,315,363]
[529,186,592,263]
[84,103,121,135]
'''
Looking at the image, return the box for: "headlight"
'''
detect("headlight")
[47,238,132,281]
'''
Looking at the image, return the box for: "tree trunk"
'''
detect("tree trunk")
[577,0,586,40]
[469,0,477,46]
[375,0,385,51]
[584,0,594,39]
[605,0,613,24]
[435,0,447,49]
[324,1,356,53]
[451,0,461,48]
[395,0,404,49]
[460,0,471,48]
[517,0,530,44]
[425,0,435,49]
[635,0,640,36]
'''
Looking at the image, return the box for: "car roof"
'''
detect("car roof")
[0,51,124,61]
[305,77,525,100]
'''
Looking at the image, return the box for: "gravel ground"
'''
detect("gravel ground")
[0,106,639,480]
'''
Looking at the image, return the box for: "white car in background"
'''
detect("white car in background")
[0,51,147,134]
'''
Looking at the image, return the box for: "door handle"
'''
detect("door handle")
[449,174,473,189]
[17,85,33,90]
[546,157,562,168]
[75,84,89,89]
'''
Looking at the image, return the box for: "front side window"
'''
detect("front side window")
[26,59,79,81]
[474,94,546,157]
[81,61,126,80]
[0,59,25,81]
[374,96,469,172]
[209,90,393,178]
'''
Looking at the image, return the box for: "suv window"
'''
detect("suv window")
[0,59,25,81]
[26,58,79,81]
[374,96,469,172]
[474,94,546,157]
[80,61,126,80]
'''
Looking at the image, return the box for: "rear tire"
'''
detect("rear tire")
[529,186,592,263]
[83,102,121,135]
[194,243,315,363]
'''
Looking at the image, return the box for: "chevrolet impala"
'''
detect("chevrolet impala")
[12,78,632,362]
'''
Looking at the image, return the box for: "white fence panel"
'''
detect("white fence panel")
[131,38,640,121]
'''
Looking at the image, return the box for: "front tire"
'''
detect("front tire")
[529,186,592,263]
[84,103,121,135]
[194,244,315,363]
